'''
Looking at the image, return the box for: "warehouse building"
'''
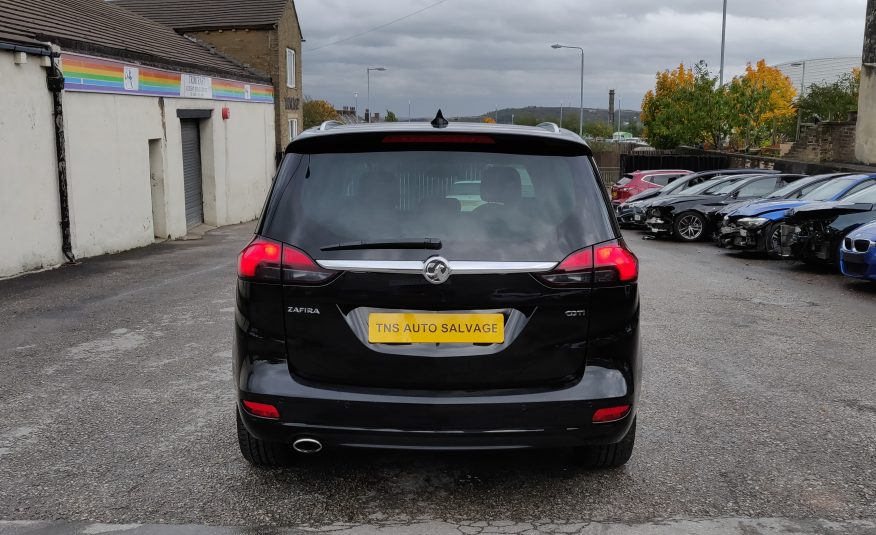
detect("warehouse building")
[0,0,276,278]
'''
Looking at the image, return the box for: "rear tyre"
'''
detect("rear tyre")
[574,418,636,469]
[673,212,706,242]
[236,410,296,467]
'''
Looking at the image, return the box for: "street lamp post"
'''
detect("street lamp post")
[719,0,728,86]
[560,101,564,127]
[551,44,584,137]
[791,61,806,141]
[367,67,386,123]
[353,92,359,123]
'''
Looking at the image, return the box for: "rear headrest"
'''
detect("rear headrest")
[481,166,521,204]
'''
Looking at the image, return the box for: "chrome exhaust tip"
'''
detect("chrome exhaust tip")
[292,438,323,453]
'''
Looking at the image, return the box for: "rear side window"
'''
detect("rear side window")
[616,175,633,185]
[262,149,615,261]
[735,178,777,197]
[646,174,679,186]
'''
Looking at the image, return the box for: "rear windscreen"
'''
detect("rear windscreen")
[261,150,615,262]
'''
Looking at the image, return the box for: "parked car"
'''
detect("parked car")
[615,168,779,227]
[718,173,876,256]
[645,173,802,241]
[610,169,691,205]
[234,118,640,468]
[840,220,876,281]
[780,184,876,265]
[706,174,807,227]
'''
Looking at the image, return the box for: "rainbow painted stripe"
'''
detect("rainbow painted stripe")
[61,53,273,103]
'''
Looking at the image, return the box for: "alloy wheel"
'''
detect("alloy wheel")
[677,214,703,240]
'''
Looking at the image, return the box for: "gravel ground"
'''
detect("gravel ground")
[0,223,874,532]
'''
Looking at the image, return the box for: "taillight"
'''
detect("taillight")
[242,400,280,419]
[593,242,638,283]
[281,245,336,284]
[238,237,336,284]
[537,241,638,287]
[238,237,282,281]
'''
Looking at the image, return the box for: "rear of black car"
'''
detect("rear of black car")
[233,124,640,467]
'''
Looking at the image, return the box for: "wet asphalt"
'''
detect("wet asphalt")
[0,223,875,534]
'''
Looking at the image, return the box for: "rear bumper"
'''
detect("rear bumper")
[236,359,638,451]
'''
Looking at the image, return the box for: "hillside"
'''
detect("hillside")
[452,106,641,127]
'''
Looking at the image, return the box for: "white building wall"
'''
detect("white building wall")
[0,51,65,278]
[63,93,275,260]
[1,56,275,277]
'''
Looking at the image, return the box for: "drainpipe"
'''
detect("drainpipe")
[3,41,75,263]
[45,53,75,263]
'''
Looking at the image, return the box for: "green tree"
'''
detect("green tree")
[583,121,613,138]
[795,71,860,123]
[303,98,340,130]
[385,110,399,122]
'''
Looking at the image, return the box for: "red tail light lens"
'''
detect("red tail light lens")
[281,245,336,284]
[594,242,638,283]
[538,241,638,287]
[538,248,593,286]
[238,237,336,284]
[238,237,282,281]
[592,404,631,423]
[242,400,280,419]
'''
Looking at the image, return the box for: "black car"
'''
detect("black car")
[234,117,641,468]
[645,173,803,241]
[780,184,876,265]
[616,168,780,227]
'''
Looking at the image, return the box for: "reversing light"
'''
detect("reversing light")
[592,404,631,423]
[242,400,280,419]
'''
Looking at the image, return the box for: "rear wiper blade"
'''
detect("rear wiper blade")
[320,238,442,251]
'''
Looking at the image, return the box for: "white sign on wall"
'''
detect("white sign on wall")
[180,74,213,99]
[123,66,139,91]
[244,85,252,100]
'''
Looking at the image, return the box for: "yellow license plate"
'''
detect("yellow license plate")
[368,313,504,344]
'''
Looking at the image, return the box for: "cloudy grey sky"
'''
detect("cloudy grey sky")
[297,0,867,118]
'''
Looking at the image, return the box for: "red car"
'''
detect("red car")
[610,169,692,204]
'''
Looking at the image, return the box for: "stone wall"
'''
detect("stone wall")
[785,122,857,163]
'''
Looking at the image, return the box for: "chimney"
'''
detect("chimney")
[608,89,615,123]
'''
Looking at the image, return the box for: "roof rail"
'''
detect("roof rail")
[318,120,345,131]
[536,122,561,133]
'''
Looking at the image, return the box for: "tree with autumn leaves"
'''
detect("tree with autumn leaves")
[641,59,797,150]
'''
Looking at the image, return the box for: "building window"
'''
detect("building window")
[286,49,295,88]
[289,119,298,140]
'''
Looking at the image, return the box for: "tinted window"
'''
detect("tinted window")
[682,178,735,195]
[843,184,876,203]
[735,178,777,198]
[263,150,614,262]
[804,177,861,201]
[841,180,876,198]
[647,174,679,186]
[706,178,748,195]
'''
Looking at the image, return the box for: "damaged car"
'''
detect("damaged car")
[646,173,801,242]
[616,169,778,228]
[780,184,876,266]
[716,173,862,256]
[840,220,876,281]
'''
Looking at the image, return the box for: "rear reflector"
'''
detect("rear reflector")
[238,237,336,284]
[592,404,631,423]
[382,134,495,144]
[242,400,280,419]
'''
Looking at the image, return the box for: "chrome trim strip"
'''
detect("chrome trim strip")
[316,260,557,274]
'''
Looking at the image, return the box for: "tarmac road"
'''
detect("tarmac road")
[1,224,875,534]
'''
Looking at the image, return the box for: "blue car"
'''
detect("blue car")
[841,220,876,281]
[718,173,876,256]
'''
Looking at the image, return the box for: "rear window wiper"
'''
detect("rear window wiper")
[320,238,442,252]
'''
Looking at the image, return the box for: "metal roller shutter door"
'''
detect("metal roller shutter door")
[180,120,204,229]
